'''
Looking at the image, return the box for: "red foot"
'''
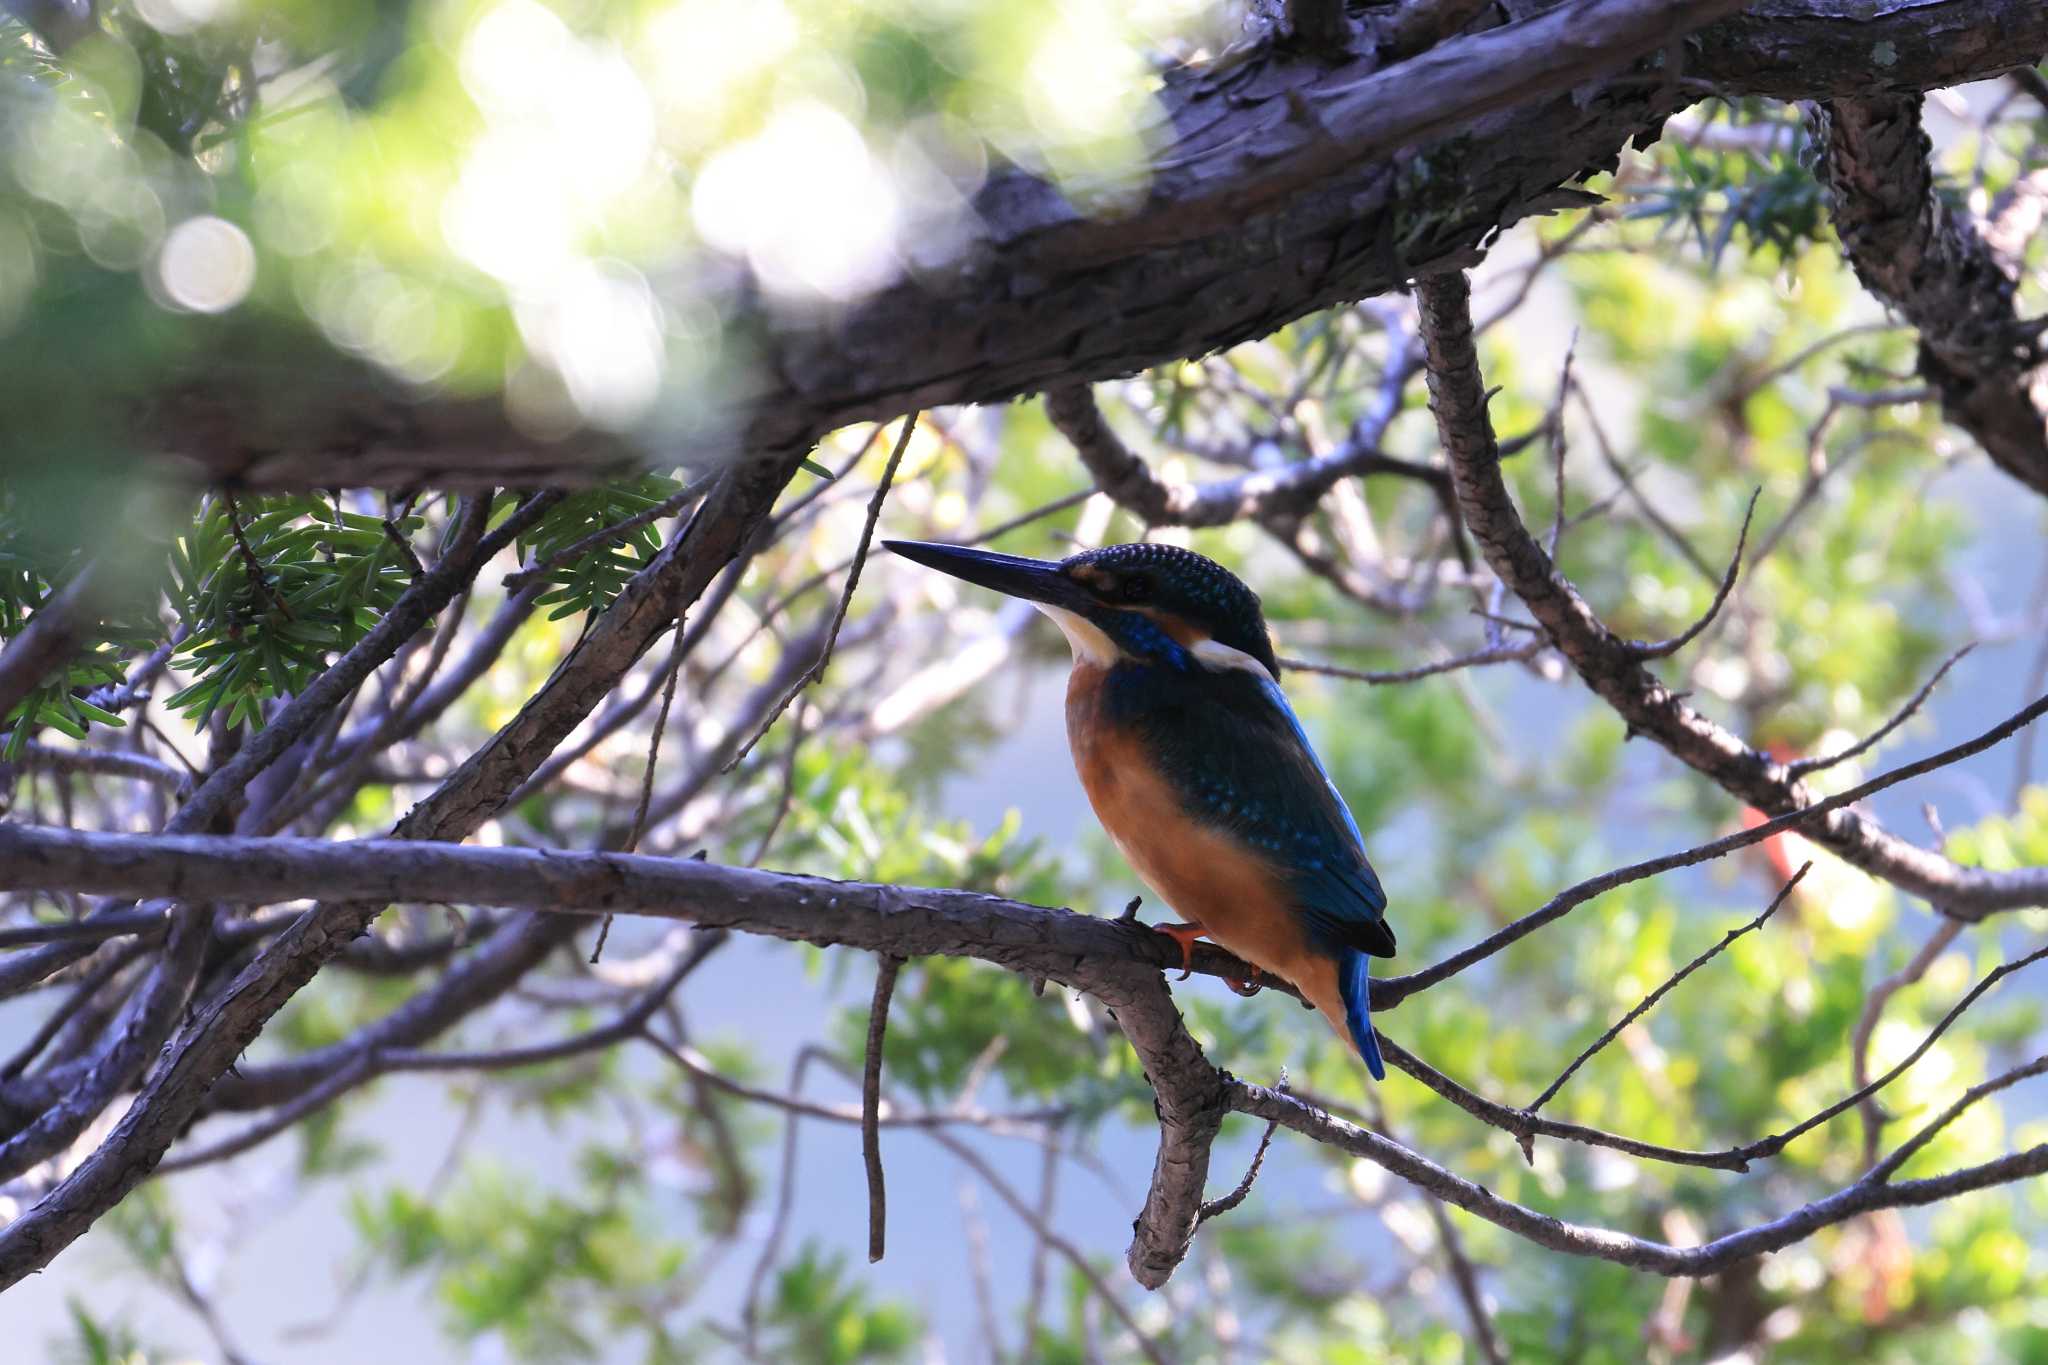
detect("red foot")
[1152,922,1208,980]
[1223,969,1269,998]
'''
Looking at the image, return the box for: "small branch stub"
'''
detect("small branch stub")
[864,954,905,1263]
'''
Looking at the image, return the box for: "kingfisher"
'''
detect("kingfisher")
[884,539,1395,1079]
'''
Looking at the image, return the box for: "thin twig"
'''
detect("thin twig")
[1527,862,1808,1116]
[1848,916,1964,1166]
[958,1182,1004,1356]
[1546,332,1577,558]
[1378,686,2048,1007]
[223,490,289,618]
[745,703,809,867]
[2012,591,2048,803]
[924,1125,1174,1365]
[592,598,693,962]
[380,503,426,580]
[1231,1073,2048,1279]
[1868,1050,2048,1182]
[1789,644,1975,777]
[738,1046,823,1355]
[0,907,169,949]
[1731,320,1908,400]
[0,743,187,791]
[1624,487,1758,660]
[955,488,1098,548]
[864,954,904,1263]
[1374,1035,1753,1171]
[1198,1115,1281,1224]
[1573,384,1715,582]
[83,629,183,716]
[638,1033,1067,1133]
[0,940,146,1078]
[1279,639,1544,684]
[1365,1090,1507,1365]
[1021,1126,1062,1347]
[1735,941,2048,1165]
[724,415,918,772]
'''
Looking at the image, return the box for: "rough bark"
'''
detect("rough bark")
[1811,95,2048,493]
[71,0,2048,491]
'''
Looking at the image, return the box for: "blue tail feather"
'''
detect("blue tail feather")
[1338,949,1385,1081]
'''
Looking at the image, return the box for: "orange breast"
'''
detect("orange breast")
[1065,666,1329,1001]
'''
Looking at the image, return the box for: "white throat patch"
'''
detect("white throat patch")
[1034,604,1119,667]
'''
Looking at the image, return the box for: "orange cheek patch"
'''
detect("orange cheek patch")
[1067,565,1114,594]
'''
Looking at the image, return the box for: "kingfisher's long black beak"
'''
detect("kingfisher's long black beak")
[883,540,1093,612]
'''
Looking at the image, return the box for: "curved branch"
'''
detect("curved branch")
[1229,1079,2048,1277]
[1045,366,1430,530]
[1622,489,1756,661]
[1811,94,2048,495]
[1413,267,2048,918]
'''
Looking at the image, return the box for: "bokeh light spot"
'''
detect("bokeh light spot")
[691,102,902,302]
[156,216,256,313]
[133,0,232,36]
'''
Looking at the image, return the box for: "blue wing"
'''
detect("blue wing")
[1122,666,1395,958]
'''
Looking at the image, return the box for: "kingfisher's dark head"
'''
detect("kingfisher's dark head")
[884,539,1279,680]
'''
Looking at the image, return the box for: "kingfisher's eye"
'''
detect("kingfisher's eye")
[1120,574,1154,603]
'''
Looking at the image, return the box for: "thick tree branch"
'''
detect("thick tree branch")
[94,1,2048,491]
[1811,94,2048,494]
[6,800,2047,1288]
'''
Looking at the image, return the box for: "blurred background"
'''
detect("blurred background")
[2,1,2048,1361]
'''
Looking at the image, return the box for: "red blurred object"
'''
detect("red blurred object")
[1741,742,1804,886]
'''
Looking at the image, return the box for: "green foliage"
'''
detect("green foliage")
[1630,116,1826,266]
[163,493,424,728]
[102,1182,181,1282]
[296,1101,383,1180]
[759,1245,921,1365]
[52,1298,157,1365]
[350,1159,695,1364]
[513,476,682,620]
[0,596,132,760]
[0,497,149,758]
[1947,786,2048,871]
